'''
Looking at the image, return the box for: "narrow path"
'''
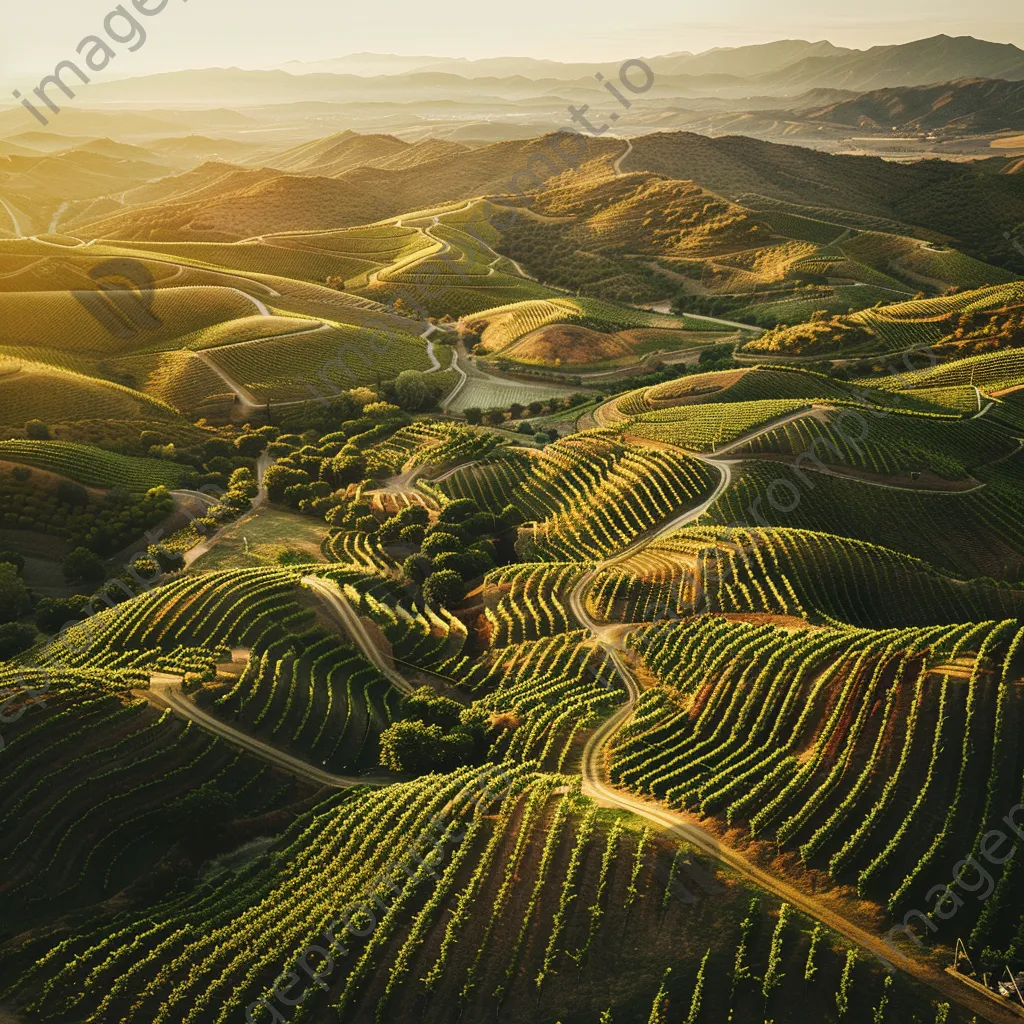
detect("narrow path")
[146,673,388,789]
[301,575,414,694]
[229,287,271,316]
[91,247,282,299]
[0,197,25,237]
[0,255,47,280]
[425,335,441,371]
[567,455,731,635]
[48,201,69,234]
[613,137,634,176]
[200,320,331,354]
[440,346,468,409]
[193,349,262,412]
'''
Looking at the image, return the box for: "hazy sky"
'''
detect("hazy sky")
[2,0,1022,79]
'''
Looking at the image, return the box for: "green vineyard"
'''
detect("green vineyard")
[5,105,1024,1024]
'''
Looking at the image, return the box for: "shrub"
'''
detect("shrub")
[62,547,106,585]
[0,621,35,658]
[0,564,31,624]
[421,531,462,558]
[398,523,426,544]
[438,498,480,526]
[394,370,429,411]
[378,719,473,774]
[422,569,465,608]
[402,553,433,584]
[363,401,402,420]
[25,419,50,440]
[464,407,483,425]
[0,550,25,574]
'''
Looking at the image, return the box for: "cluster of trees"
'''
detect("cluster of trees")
[383,370,454,413]
[12,419,274,494]
[378,686,491,774]
[932,304,1024,359]
[0,468,176,557]
[749,312,876,356]
[0,549,31,639]
[500,219,670,303]
[265,403,409,513]
[0,551,35,658]
[334,495,520,608]
[463,393,590,443]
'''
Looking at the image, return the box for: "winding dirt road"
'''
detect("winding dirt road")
[567,421,1024,1024]
[301,575,414,695]
[147,673,388,789]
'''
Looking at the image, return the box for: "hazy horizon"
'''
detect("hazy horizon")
[3,0,1022,81]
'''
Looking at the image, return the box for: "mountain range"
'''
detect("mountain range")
[8,34,1024,115]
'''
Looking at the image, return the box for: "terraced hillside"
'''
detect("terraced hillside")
[5,123,1024,1024]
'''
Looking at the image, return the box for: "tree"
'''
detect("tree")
[328,452,366,486]
[400,686,462,730]
[57,479,88,508]
[202,437,234,460]
[25,419,50,440]
[0,621,34,657]
[509,402,525,419]
[402,553,433,585]
[379,517,403,543]
[438,498,480,526]
[434,548,493,580]
[378,719,474,773]
[148,545,184,573]
[421,531,462,558]
[501,504,525,528]
[234,428,276,458]
[462,510,500,536]
[422,570,464,608]
[0,550,25,574]
[62,547,106,586]
[486,409,505,425]
[264,465,311,502]
[36,596,87,634]
[0,564,31,624]
[379,720,448,773]
[527,400,545,416]
[394,370,429,411]
[464,407,483,425]
[394,504,430,527]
